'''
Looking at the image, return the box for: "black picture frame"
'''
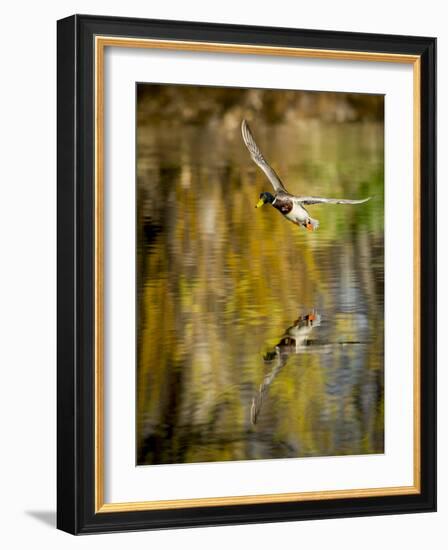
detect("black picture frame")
[57,14,436,534]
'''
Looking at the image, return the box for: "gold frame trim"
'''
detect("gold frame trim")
[94,36,421,513]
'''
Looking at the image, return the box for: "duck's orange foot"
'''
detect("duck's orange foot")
[306,223,314,231]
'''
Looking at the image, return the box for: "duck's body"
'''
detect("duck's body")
[241,120,370,231]
[271,193,320,231]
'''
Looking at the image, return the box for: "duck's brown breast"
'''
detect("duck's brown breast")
[273,196,293,215]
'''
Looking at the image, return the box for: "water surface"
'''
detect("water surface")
[136,113,384,465]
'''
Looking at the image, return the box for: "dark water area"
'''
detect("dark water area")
[136,109,384,466]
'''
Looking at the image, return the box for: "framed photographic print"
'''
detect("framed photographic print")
[57,14,436,534]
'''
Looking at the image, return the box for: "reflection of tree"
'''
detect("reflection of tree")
[136,112,385,465]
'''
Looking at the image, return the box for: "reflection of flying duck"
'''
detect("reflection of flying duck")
[250,311,365,424]
[251,312,321,425]
[276,311,322,352]
[241,120,370,231]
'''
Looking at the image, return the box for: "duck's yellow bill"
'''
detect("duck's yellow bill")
[256,198,265,208]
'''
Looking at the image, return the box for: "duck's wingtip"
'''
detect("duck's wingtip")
[241,119,252,141]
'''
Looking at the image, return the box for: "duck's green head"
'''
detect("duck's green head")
[256,192,275,208]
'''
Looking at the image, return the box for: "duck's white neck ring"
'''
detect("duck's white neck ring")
[272,196,277,205]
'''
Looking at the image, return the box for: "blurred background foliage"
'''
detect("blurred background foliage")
[136,84,384,466]
[137,85,384,126]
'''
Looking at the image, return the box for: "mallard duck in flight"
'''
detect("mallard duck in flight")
[241,120,370,231]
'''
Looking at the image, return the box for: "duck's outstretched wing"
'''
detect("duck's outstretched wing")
[241,120,288,193]
[296,196,371,206]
